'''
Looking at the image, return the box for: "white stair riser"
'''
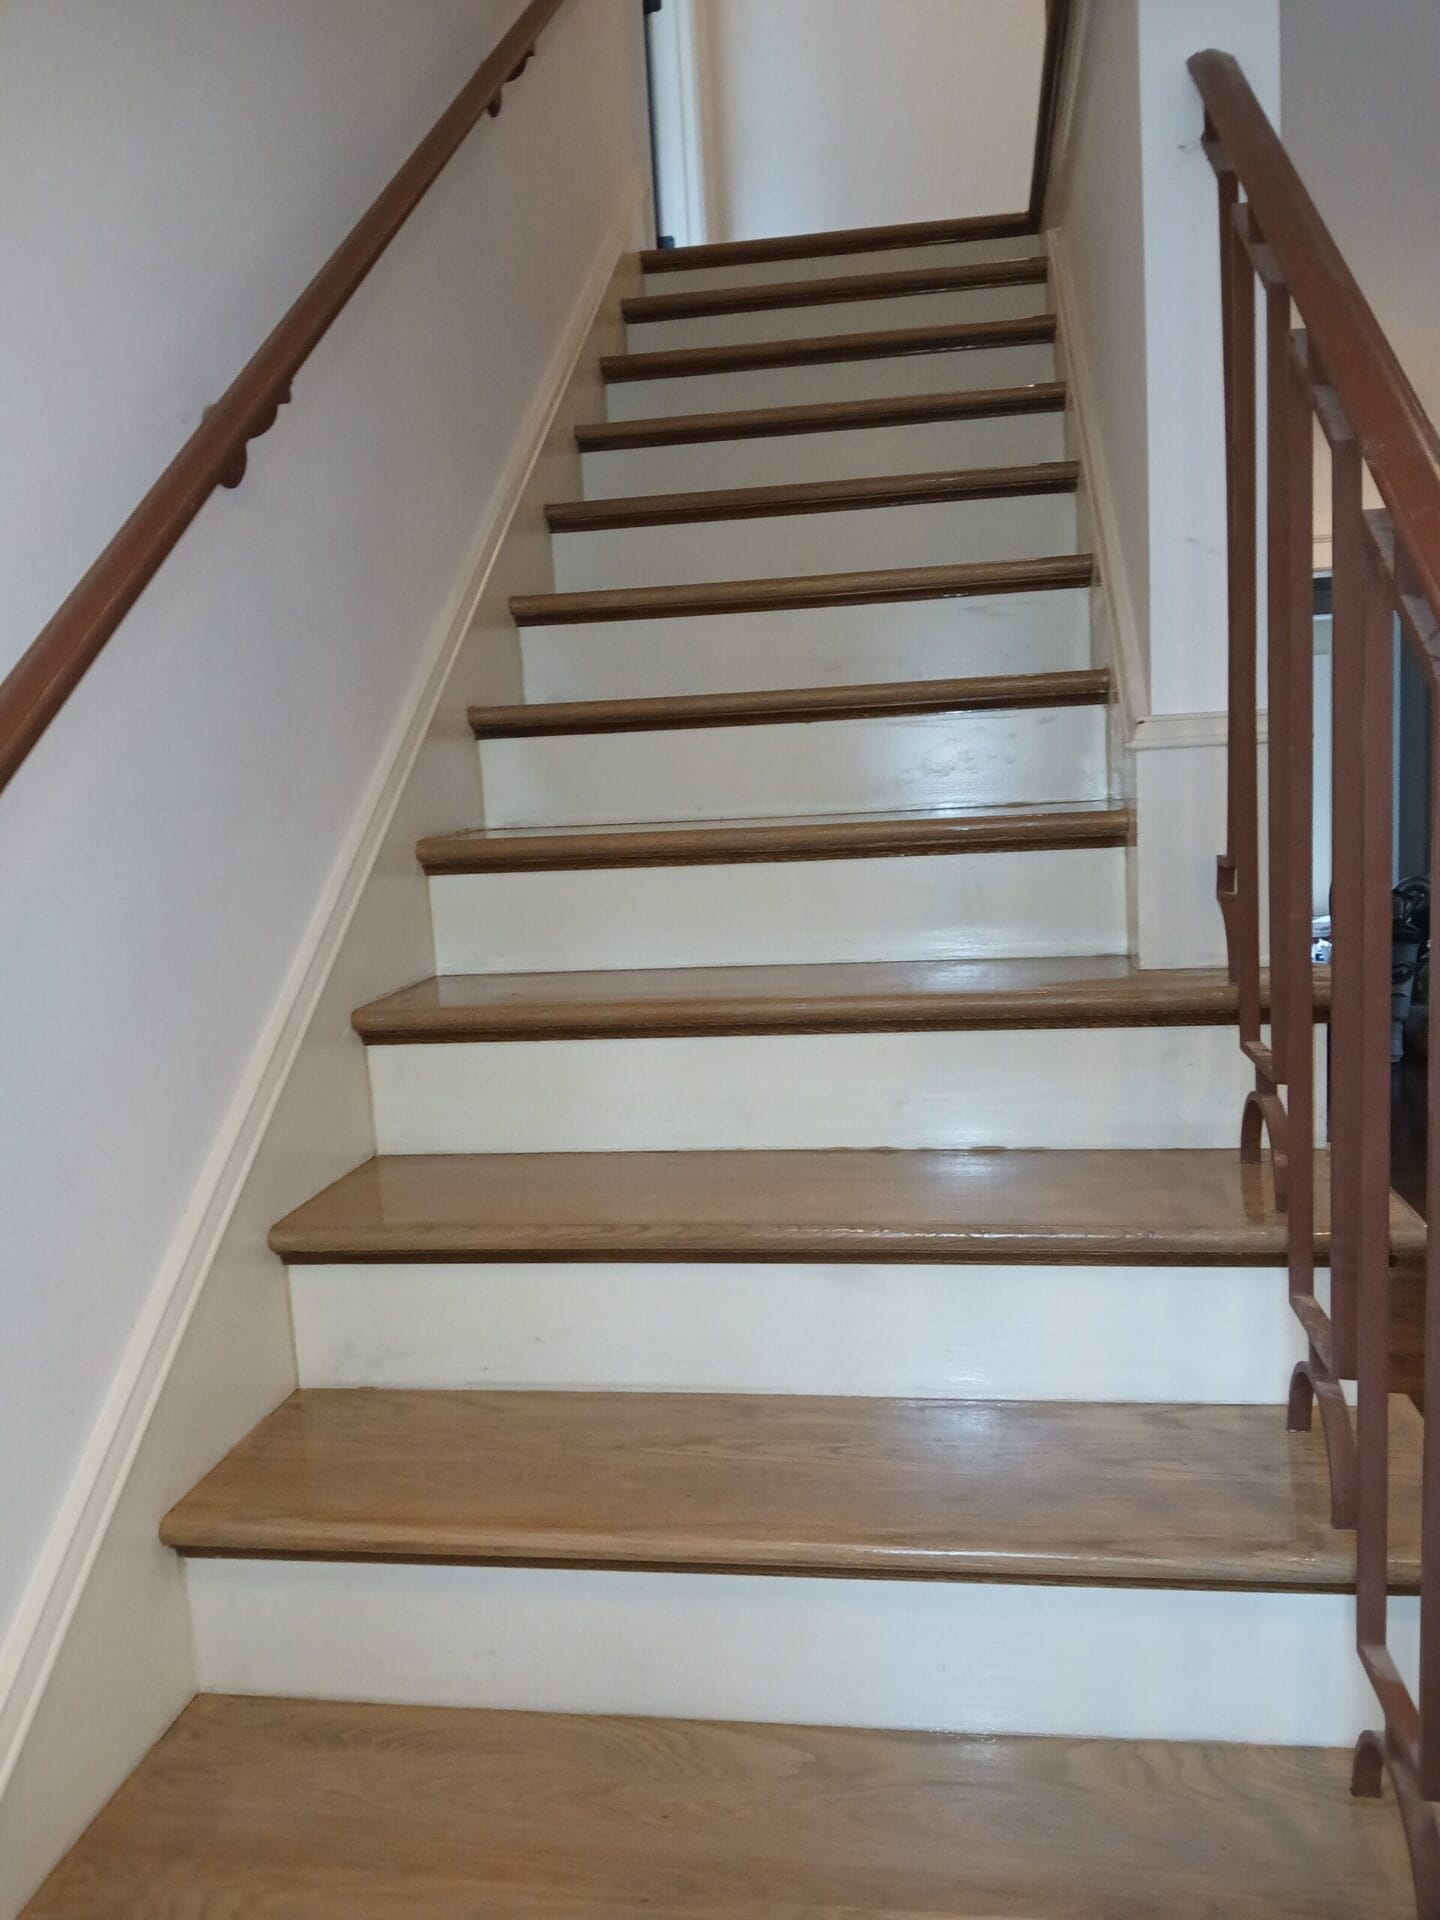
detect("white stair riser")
[477,705,1108,829]
[429,847,1128,973]
[290,1261,1306,1401]
[606,343,1057,420]
[644,236,1045,296]
[187,1558,1417,1749]
[366,1026,1295,1154]
[581,411,1068,501]
[626,281,1049,353]
[519,590,1091,702]
[551,496,1078,593]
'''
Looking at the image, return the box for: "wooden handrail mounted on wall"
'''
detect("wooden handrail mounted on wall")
[0,0,568,797]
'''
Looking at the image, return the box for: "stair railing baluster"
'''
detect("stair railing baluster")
[1193,46,1440,1913]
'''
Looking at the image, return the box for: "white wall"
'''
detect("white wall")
[1051,0,1280,725]
[1280,0,1440,565]
[673,0,1046,244]
[0,0,648,1886]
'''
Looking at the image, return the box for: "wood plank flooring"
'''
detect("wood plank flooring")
[24,1697,1415,1920]
[158,1389,1424,1587]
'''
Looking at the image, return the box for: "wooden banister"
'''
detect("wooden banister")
[1191,49,1440,624]
[1193,46,1440,1918]
[1028,0,1074,229]
[0,0,568,797]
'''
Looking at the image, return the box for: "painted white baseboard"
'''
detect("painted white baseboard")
[186,1556,1418,1750]
[289,1259,1307,1402]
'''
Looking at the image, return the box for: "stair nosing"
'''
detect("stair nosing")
[638,212,1038,274]
[575,382,1068,453]
[621,254,1050,323]
[544,461,1079,534]
[469,668,1110,741]
[509,553,1094,626]
[416,803,1132,876]
[158,1388,1422,1594]
[351,964,1326,1047]
[267,1147,1422,1270]
[603,314,1057,384]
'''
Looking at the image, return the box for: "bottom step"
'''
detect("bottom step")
[26,1697,1414,1918]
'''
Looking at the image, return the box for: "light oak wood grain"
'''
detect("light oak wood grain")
[603,314,1057,385]
[510,552,1094,626]
[623,254,1051,324]
[24,1697,1416,1918]
[417,802,1130,875]
[640,211,1038,273]
[268,1147,1425,1268]
[544,462,1079,533]
[471,667,1108,737]
[350,957,1330,1044]
[159,1389,1424,1589]
[574,381,1069,452]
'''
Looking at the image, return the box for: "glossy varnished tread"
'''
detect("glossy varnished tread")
[510,552,1094,625]
[417,802,1130,875]
[351,956,1326,1045]
[639,210,1037,273]
[575,381,1068,452]
[603,313,1056,384]
[269,1148,1422,1269]
[470,667,1109,739]
[159,1389,1423,1587]
[622,253,1050,323]
[25,1697,1415,1920]
[544,461,1079,532]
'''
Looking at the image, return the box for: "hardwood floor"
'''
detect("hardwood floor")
[159,1388,1424,1587]
[23,1697,1416,1919]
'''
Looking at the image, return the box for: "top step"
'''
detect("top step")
[640,213,1037,276]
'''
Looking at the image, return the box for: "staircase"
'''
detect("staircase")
[26,214,1426,1916]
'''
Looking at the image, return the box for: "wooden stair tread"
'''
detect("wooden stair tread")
[603,313,1056,384]
[159,1389,1423,1588]
[544,461,1079,532]
[25,1698,1416,1920]
[269,1148,1423,1268]
[416,801,1130,874]
[510,552,1094,625]
[640,211,1038,273]
[575,381,1068,452]
[470,667,1109,738]
[622,253,1050,323]
[351,957,1326,1045]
